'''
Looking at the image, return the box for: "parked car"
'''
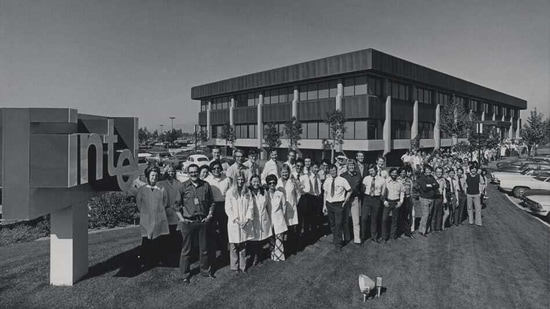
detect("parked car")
[496,158,550,169]
[163,152,188,169]
[491,169,550,184]
[495,162,550,174]
[520,189,550,221]
[138,152,152,164]
[146,151,172,164]
[181,154,210,171]
[498,175,550,197]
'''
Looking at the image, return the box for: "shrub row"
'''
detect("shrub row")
[88,192,139,229]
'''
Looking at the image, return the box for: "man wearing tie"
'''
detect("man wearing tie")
[446,168,459,226]
[308,161,324,237]
[243,149,260,181]
[361,164,386,243]
[355,152,368,179]
[455,167,467,225]
[322,164,351,252]
[297,158,319,244]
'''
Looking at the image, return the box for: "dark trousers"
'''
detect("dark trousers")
[179,221,211,277]
[162,224,182,265]
[212,202,228,253]
[399,197,413,236]
[285,225,300,254]
[327,201,344,247]
[381,200,400,240]
[298,194,317,238]
[342,202,351,243]
[249,239,268,265]
[431,196,444,231]
[361,196,382,240]
[311,195,325,235]
[141,236,162,268]
[455,192,467,225]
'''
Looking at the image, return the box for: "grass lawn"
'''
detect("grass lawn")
[1,184,549,309]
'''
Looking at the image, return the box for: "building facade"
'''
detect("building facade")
[191,49,527,160]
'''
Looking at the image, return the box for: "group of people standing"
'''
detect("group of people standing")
[133,146,488,284]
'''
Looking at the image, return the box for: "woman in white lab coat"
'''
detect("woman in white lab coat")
[266,174,288,261]
[249,174,271,266]
[225,172,254,273]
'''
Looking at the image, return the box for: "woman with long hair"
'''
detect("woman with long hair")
[277,164,299,254]
[249,174,271,266]
[266,174,288,261]
[225,172,254,273]
[157,164,183,265]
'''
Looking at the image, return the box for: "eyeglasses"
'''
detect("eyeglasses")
[268,181,276,185]
[188,171,199,175]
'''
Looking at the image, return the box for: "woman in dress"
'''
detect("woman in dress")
[225,172,254,273]
[136,166,169,269]
[249,174,271,266]
[266,174,288,261]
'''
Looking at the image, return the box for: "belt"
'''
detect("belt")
[184,215,206,221]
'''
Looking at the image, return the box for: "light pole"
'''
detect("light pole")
[159,124,164,143]
[194,124,200,152]
[476,122,482,164]
[169,117,176,143]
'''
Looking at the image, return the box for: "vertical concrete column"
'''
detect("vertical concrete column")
[516,117,521,139]
[257,94,265,159]
[434,104,441,150]
[292,87,298,118]
[411,100,419,139]
[50,203,88,286]
[383,96,392,156]
[492,111,496,121]
[480,112,485,134]
[229,98,235,126]
[508,116,514,139]
[336,79,343,110]
[206,101,212,139]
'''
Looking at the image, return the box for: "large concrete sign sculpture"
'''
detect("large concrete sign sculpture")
[0,108,138,286]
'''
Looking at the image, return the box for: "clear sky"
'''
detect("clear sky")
[1,0,548,132]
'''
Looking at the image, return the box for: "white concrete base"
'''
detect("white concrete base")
[50,203,88,286]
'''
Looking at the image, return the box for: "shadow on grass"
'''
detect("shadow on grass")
[82,246,144,280]
[364,287,388,301]
[83,244,217,280]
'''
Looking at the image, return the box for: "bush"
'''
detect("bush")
[88,192,138,229]
[0,216,50,247]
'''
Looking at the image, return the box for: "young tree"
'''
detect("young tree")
[284,117,303,152]
[410,134,421,152]
[439,94,474,145]
[324,109,347,163]
[220,123,237,155]
[263,123,282,153]
[521,109,549,155]
[138,127,150,143]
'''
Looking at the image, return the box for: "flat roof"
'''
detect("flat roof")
[191,48,527,109]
